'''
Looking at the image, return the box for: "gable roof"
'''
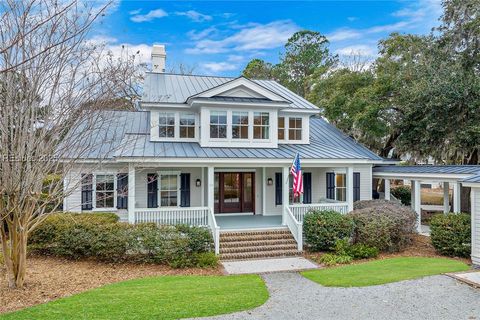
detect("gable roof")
[142,73,318,110]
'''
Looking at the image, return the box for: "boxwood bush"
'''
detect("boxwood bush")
[349,200,416,252]
[430,213,471,258]
[391,185,411,206]
[303,210,354,251]
[29,213,217,268]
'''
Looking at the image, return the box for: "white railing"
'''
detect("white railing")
[284,206,303,251]
[289,202,349,222]
[135,207,209,226]
[207,208,220,255]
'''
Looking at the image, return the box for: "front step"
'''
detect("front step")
[219,229,301,261]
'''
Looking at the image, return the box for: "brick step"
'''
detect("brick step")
[221,238,297,248]
[220,244,298,254]
[220,232,294,243]
[221,249,300,261]
[220,229,290,238]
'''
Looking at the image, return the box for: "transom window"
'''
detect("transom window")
[95,174,115,208]
[160,173,178,207]
[179,113,195,138]
[210,111,227,139]
[336,174,346,201]
[253,112,269,139]
[288,117,302,140]
[278,117,285,140]
[159,112,175,138]
[232,112,249,139]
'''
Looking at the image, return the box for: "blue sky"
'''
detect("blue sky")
[92,1,443,76]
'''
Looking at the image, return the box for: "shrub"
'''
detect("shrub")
[319,253,353,266]
[391,186,411,206]
[430,213,471,258]
[333,239,379,259]
[193,252,218,268]
[349,200,417,252]
[303,210,354,251]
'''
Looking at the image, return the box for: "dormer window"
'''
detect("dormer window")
[159,112,175,138]
[253,112,269,139]
[288,117,302,140]
[278,117,285,140]
[210,111,227,139]
[232,112,249,139]
[180,113,195,138]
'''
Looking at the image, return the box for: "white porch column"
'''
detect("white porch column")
[201,167,205,207]
[207,166,214,213]
[346,166,354,212]
[471,187,480,266]
[282,166,289,225]
[411,180,421,232]
[262,167,267,215]
[443,182,450,213]
[127,163,136,224]
[453,182,461,213]
[384,179,391,201]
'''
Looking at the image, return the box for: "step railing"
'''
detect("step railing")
[284,206,303,251]
[207,207,220,255]
[289,202,348,222]
[134,207,209,226]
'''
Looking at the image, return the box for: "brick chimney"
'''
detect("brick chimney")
[151,44,166,73]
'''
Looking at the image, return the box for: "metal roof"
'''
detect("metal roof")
[68,111,382,161]
[373,165,480,175]
[462,173,480,184]
[142,73,318,110]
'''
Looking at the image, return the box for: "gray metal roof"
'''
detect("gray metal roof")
[142,73,318,110]
[69,111,382,161]
[373,165,480,175]
[462,173,480,184]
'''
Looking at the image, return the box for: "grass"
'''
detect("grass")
[301,257,469,287]
[1,275,269,320]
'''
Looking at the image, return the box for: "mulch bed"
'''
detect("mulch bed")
[0,255,223,314]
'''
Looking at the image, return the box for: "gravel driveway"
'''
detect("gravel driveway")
[197,272,480,320]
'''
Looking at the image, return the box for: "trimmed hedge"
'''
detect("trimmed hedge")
[430,213,471,258]
[391,186,411,206]
[349,200,417,252]
[303,210,354,251]
[29,213,217,268]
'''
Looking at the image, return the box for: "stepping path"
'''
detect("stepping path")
[197,272,480,320]
[222,257,318,274]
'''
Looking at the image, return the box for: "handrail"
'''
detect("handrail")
[289,202,348,222]
[284,206,303,251]
[134,207,209,226]
[207,208,220,255]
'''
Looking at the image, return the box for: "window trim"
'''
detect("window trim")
[277,115,308,144]
[335,173,347,202]
[92,172,117,211]
[209,110,228,140]
[151,111,198,142]
[157,171,181,208]
[158,112,176,138]
[179,113,196,139]
[231,111,249,140]
[253,112,270,140]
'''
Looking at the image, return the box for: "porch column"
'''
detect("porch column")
[262,167,267,215]
[443,182,450,213]
[127,163,136,224]
[346,166,354,212]
[282,166,289,225]
[453,182,461,213]
[411,180,421,232]
[384,179,391,201]
[201,167,205,207]
[207,166,214,216]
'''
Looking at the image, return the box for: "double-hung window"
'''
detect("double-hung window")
[159,173,178,207]
[253,112,269,139]
[159,112,175,138]
[335,174,346,201]
[289,117,302,140]
[232,112,249,139]
[278,117,285,140]
[179,113,195,138]
[95,174,115,208]
[210,111,227,139]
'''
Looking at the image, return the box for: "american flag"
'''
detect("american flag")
[290,153,303,197]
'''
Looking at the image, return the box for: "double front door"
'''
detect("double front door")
[214,172,255,214]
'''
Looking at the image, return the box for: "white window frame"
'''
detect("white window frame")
[335,173,347,202]
[277,114,309,144]
[150,111,199,142]
[157,171,181,208]
[179,113,196,139]
[209,110,228,140]
[92,172,117,211]
[158,112,176,138]
[253,112,270,141]
[232,111,249,140]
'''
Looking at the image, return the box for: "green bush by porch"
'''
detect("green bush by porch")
[303,210,354,251]
[301,257,469,287]
[430,213,471,257]
[0,275,269,320]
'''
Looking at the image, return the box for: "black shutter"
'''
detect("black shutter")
[180,173,191,207]
[116,173,128,209]
[326,172,335,200]
[81,174,93,210]
[353,172,361,202]
[303,172,312,204]
[275,172,282,205]
[147,173,158,208]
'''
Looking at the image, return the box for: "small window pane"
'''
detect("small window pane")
[253,112,269,140]
[210,111,227,139]
[232,112,248,139]
[336,174,345,187]
[159,112,175,138]
[180,113,195,138]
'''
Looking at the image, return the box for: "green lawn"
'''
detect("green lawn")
[302,257,469,287]
[1,275,269,320]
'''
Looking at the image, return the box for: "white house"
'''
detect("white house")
[61,45,389,258]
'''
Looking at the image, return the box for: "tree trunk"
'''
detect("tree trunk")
[0,220,28,288]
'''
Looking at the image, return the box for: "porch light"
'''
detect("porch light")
[267,178,273,186]
[196,179,201,187]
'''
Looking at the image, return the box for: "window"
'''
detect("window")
[278,117,285,140]
[232,112,249,139]
[159,112,175,138]
[289,117,302,140]
[159,174,178,206]
[210,111,227,139]
[95,174,115,208]
[335,173,346,201]
[179,113,195,138]
[253,112,269,139]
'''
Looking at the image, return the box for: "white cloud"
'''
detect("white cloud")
[185,20,299,55]
[347,17,358,22]
[202,61,238,73]
[130,8,168,23]
[336,44,377,57]
[175,10,212,22]
[187,27,218,41]
[328,28,362,41]
[87,36,152,65]
[128,9,141,15]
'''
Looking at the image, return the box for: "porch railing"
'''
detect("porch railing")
[284,206,303,251]
[207,208,220,255]
[134,207,210,226]
[289,202,349,222]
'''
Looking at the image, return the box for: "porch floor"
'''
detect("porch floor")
[216,215,283,230]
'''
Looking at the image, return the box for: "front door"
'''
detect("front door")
[214,172,255,214]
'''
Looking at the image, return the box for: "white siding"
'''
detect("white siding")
[63,169,82,212]
[265,167,283,215]
[472,187,480,265]
[354,165,373,201]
